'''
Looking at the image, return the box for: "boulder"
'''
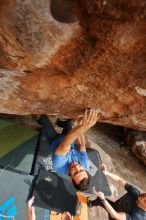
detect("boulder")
[0,0,146,131]
[124,128,146,166]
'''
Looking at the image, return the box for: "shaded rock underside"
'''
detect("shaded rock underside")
[0,0,146,131]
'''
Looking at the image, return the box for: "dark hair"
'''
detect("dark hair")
[139,193,146,198]
[72,174,90,191]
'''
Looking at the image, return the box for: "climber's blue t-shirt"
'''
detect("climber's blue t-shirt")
[50,135,89,175]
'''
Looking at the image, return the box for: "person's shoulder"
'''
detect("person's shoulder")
[53,154,67,167]
[52,155,68,174]
[53,153,66,161]
[78,151,89,160]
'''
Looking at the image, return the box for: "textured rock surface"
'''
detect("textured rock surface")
[0,0,146,130]
[124,128,146,166]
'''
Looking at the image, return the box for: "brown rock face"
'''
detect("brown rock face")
[0,0,146,130]
[124,128,146,166]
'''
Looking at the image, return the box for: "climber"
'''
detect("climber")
[37,109,100,190]
[88,164,146,220]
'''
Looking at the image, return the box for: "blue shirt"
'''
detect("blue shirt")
[50,135,89,176]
